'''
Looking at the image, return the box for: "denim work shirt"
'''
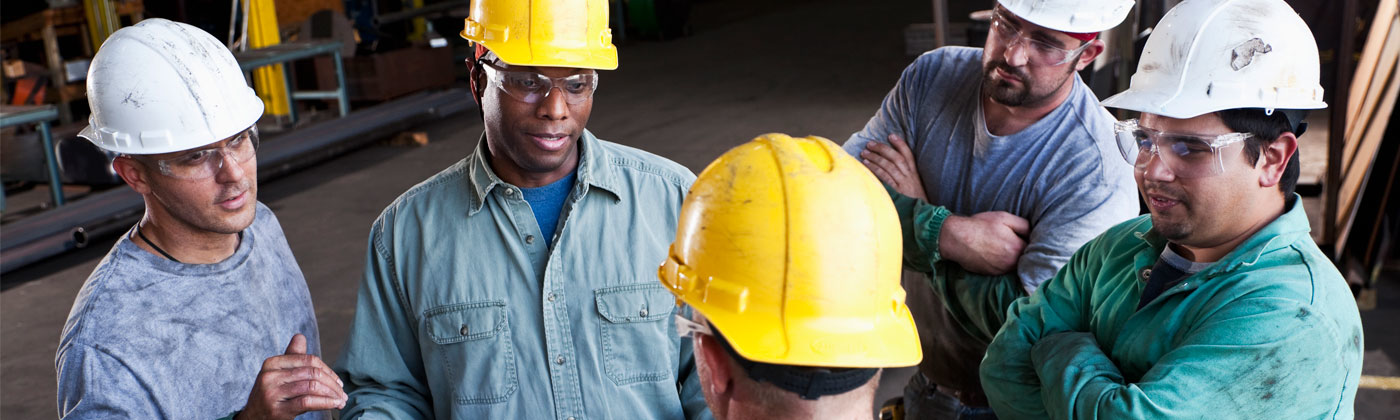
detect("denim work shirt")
[335,130,711,420]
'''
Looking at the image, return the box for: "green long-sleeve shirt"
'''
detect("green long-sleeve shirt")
[980,197,1363,419]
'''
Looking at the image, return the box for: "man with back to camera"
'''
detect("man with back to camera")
[56,18,342,420]
[846,0,1138,418]
[659,133,923,420]
[980,0,1364,417]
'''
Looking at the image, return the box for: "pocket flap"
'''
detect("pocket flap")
[595,283,676,323]
[424,301,506,344]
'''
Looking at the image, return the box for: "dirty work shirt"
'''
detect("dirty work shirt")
[842,46,1138,394]
[56,202,324,420]
[981,197,1364,419]
[336,130,711,419]
[521,170,577,244]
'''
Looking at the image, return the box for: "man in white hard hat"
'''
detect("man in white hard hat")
[55,19,344,419]
[844,0,1138,417]
[334,0,708,418]
[980,0,1363,418]
[659,134,923,420]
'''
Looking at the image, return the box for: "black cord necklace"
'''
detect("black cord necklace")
[136,227,182,263]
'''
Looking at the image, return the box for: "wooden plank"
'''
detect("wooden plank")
[1334,53,1399,248]
[1344,14,1400,165]
[1348,0,1398,124]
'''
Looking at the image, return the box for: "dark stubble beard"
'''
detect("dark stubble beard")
[981,58,1075,107]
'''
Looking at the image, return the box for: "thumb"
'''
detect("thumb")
[285,333,307,355]
[1001,213,1031,237]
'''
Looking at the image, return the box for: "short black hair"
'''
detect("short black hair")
[1216,108,1302,197]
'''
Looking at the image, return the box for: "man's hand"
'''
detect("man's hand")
[940,211,1030,275]
[235,334,346,420]
[861,133,928,201]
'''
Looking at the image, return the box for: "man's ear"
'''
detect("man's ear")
[467,59,486,108]
[696,334,734,399]
[1257,133,1297,188]
[112,156,153,195]
[1074,39,1106,71]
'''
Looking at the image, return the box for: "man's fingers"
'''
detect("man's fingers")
[284,333,307,355]
[867,141,913,177]
[282,394,346,414]
[888,134,916,161]
[278,375,347,401]
[861,148,899,176]
[262,354,323,371]
[863,159,899,187]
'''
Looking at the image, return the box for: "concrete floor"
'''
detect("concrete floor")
[2,0,1397,418]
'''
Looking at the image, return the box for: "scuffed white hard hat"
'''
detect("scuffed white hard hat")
[80,18,264,155]
[1102,0,1327,119]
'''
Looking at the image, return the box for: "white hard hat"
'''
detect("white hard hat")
[1101,0,1327,119]
[79,18,264,155]
[998,0,1134,34]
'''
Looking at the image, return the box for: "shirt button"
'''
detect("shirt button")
[547,293,557,302]
[639,308,648,317]
[459,325,469,336]
[525,235,535,244]
[555,356,566,365]
[567,417,576,420]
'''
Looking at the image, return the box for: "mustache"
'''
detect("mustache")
[1141,180,1187,202]
[985,59,1029,81]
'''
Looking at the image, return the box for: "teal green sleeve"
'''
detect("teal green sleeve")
[885,186,1029,342]
[979,239,1096,419]
[1028,302,1355,419]
[335,224,434,419]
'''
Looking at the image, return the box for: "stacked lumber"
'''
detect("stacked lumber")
[1335,0,1400,256]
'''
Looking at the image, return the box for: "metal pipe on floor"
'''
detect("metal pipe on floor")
[0,88,473,274]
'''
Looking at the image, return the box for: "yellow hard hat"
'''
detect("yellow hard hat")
[460,0,618,70]
[659,133,921,368]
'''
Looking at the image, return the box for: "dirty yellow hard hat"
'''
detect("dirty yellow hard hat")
[658,133,921,368]
[460,0,618,70]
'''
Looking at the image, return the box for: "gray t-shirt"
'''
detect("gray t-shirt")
[843,46,1139,292]
[57,202,325,420]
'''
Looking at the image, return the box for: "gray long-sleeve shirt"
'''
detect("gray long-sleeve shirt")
[842,46,1139,394]
[56,203,324,419]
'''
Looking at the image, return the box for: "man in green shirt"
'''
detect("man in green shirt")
[980,0,1363,418]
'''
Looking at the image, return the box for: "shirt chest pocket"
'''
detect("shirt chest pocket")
[595,283,678,386]
[424,301,518,405]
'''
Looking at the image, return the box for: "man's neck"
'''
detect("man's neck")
[1171,196,1287,263]
[981,79,1074,136]
[727,395,874,420]
[134,215,241,264]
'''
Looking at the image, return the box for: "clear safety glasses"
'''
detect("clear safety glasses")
[989,9,1091,67]
[480,61,599,105]
[1114,119,1254,179]
[143,127,260,180]
[674,314,713,339]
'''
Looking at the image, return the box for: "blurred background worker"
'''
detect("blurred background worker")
[841,0,1138,417]
[981,0,1364,418]
[334,0,709,418]
[55,19,342,419]
[660,134,922,420]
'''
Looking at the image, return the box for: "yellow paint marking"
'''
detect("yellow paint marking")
[1360,375,1400,391]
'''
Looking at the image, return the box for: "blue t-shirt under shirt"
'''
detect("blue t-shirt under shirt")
[521,171,576,242]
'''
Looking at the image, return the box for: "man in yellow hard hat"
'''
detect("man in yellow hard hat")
[660,134,923,419]
[335,0,709,418]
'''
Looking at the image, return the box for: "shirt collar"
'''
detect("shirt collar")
[1135,194,1312,278]
[465,129,623,215]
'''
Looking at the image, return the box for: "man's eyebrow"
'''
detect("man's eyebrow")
[1029,31,1068,48]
